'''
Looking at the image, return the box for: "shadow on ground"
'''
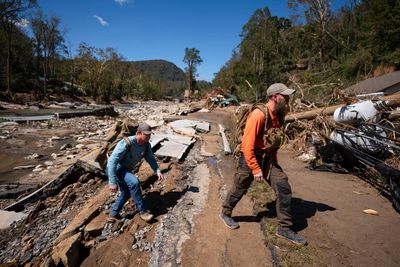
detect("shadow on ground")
[256,197,336,231]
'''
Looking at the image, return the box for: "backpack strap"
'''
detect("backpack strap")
[123,136,131,151]
[251,103,269,134]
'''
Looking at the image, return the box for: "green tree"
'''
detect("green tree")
[183,47,202,95]
[0,0,36,95]
[31,11,64,94]
[288,0,333,61]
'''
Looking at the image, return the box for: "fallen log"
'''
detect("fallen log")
[285,93,400,122]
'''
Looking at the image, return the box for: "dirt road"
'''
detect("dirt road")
[180,111,273,267]
[178,110,400,266]
[281,150,400,266]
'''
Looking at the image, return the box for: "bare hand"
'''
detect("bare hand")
[109,184,118,193]
[157,172,164,181]
[254,172,263,183]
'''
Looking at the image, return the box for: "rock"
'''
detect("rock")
[22,235,33,243]
[0,121,19,128]
[55,186,109,244]
[13,165,36,171]
[137,164,155,183]
[84,212,107,238]
[24,153,41,160]
[50,136,65,141]
[76,144,85,149]
[129,222,139,236]
[60,143,72,150]
[51,232,81,267]
[111,220,124,233]
[40,255,56,267]
[21,242,33,253]
[19,252,32,264]
[44,161,53,166]
[33,168,43,173]
[84,239,97,249]
[78,173,91,183]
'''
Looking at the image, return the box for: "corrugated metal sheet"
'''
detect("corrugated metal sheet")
[345,71,400,95]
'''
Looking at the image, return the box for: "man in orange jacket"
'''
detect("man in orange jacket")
[220,83,306,246]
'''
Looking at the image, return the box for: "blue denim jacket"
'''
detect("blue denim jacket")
[107,136,160,185]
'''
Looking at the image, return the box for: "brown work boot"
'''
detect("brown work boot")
[106,213,122,223]
[139,211,154,222]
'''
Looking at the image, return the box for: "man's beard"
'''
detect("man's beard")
[275,102,289,123]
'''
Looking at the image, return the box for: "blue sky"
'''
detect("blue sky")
[35,0,341,82]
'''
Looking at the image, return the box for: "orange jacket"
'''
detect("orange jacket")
[241,104,281,175]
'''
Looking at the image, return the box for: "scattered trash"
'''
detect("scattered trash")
[363,209,379,216]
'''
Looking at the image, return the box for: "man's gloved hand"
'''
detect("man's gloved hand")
[264,128,285,150]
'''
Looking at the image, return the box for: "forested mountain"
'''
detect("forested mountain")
[213,0,400,103]
[129,60,186,98]
[131,60,185,82]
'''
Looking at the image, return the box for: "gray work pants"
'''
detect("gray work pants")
[222,153,293,230]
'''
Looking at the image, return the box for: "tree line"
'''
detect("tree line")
[4,0,398,104]
[213,0,400,102]
[0,1,207,102]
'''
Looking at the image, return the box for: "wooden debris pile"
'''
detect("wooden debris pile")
[285,93,400,212]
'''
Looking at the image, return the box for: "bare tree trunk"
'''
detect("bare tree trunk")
[6,26,12,96]
[43,51,48,95]
[6,23,12,97]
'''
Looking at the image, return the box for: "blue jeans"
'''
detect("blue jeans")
[110,167,146,216]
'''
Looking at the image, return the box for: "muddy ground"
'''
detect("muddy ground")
[0,102,399,266]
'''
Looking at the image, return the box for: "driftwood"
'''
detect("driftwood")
[219,124,232,155]
[285,94,400,122]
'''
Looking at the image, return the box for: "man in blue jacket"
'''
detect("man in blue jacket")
[107,123,164,222]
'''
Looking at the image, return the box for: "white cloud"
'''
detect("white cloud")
[93,15,108,26]
[15,18,30,28]
[114,0,129,5]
